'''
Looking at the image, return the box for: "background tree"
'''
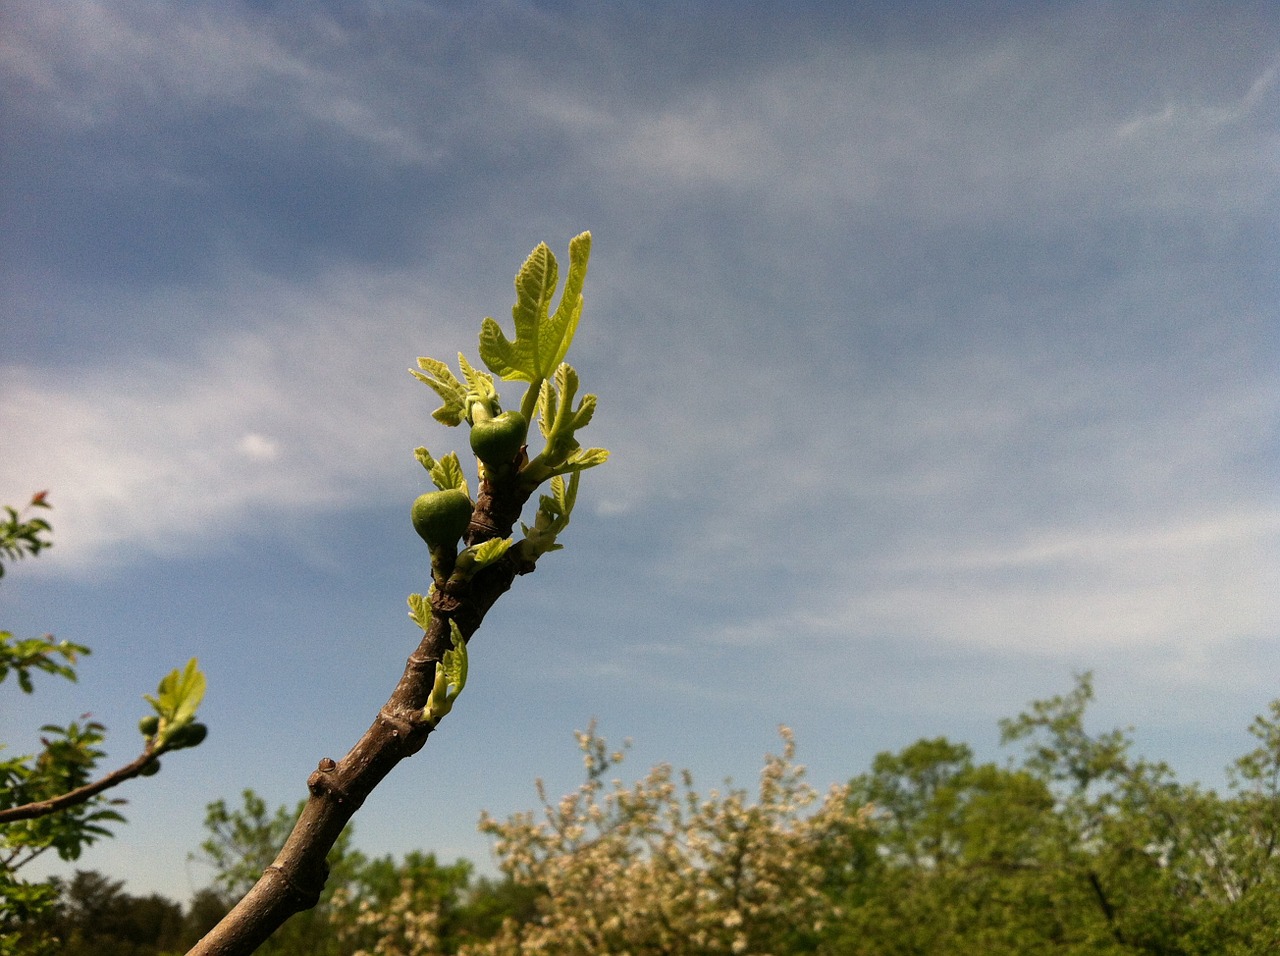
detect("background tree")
[0,495,208,956]
[467,724,859,956]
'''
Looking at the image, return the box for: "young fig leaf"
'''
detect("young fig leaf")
[469,537,512,571]
[410,357,467,425]
[424,620,469,725]
[429,452,469,494]
[407,593,432,632]
[559,447,609,473]
[478,232,592,384]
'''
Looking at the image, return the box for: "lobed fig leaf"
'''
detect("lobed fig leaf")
[427,452,469,495]
[478,232,591,385]
[410,357,467,426]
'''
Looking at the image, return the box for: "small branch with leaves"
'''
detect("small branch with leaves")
[190,232,609,955]
[0,659,208,825]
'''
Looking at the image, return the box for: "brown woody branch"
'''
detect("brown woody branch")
[0,749,160,824]
[188,469,538,956]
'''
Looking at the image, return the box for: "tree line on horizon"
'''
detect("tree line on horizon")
[11,673,1280,955]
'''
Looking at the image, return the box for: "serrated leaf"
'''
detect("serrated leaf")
[556,472,579,512]
[536,379,556,439]
[557,447,609,474]
[424,621,469,725]
[410,357,467,425]
[572,393,597,430]
[407,593,432,632]
[442,621,468,695]
[430,452,469,494]
[546,232,591,372]
[470,537,512,571]
[456,353,494,396]
[144,658,206,726]
[414,447,437,472]
[477,233,592,384]
[554,362,580,407]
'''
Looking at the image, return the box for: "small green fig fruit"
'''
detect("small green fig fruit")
[139,760,161,777]
[411,489,473,549]
[171,722,208,749]
[138,715,160,736]
[470,411,527,467]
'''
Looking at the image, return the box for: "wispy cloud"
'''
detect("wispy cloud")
[0,267,485,570]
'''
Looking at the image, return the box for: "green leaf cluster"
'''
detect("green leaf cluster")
[408,231,608,509]
[1,716,127,925]
[0,632,89,694]
[413,449,470,496]
[520,473,579,558]
[403,233,611,714]
[3,496,207,945]
[140,658,208,753]
[0,492,52,579]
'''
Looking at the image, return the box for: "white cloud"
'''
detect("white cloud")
[0,267,481,572]
[237,432,281,462]
[0,1,441,165]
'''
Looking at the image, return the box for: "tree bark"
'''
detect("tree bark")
[189,470,536,955]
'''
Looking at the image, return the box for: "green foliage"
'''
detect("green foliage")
[416,449,472,496]
[478,232,591,387]
[520,473,579,558]
[0,491,52,578]
[1,497,208,952]
[0,632,90,696]
[424,621,469,726]
[0,717,128,953]
[405,233,610,727]
[193,790,521,956]
[140,657,208,752]
[9,683,1280,955]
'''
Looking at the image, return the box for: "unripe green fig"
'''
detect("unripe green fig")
[138,715,160,736]
[411,489,473,549]
[171,722,209,749]
[470,411,527,467]
[139,759,161,777]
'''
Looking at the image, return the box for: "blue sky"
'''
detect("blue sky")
[2,0,1277,902]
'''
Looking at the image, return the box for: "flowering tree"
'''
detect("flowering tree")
[468,725,862,956]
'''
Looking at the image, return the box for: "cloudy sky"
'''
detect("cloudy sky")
[2,0,1277,902]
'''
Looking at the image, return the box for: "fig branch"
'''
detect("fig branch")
[189,232,607,955]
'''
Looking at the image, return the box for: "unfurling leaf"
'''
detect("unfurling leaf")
[424,621,469,726]
[518,473,582,558]
[407,593,432,632]
[142,658,207,750]
[468,537,512,571]
[479,232,592,384]
[429,452,469,495]
[410,357,467,425]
